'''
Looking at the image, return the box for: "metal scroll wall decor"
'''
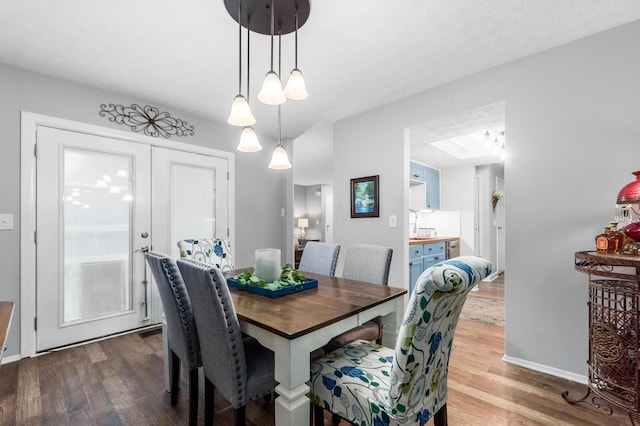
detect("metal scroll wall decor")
[99,103,195,138]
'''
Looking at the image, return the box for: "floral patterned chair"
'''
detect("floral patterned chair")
[176,238,234,272]
[310,255,492,426]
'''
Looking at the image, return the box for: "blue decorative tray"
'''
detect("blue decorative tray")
[226,277,318,298]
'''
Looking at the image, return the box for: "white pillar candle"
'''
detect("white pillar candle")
[254,248,281,283]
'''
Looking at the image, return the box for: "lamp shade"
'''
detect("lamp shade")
[617,171,640,204]
[237,126,262,152]
[268,144,292,169]
[297,218,309,228]
[284,68,308,100]
[258,71,286,105]
[227,95,256,126]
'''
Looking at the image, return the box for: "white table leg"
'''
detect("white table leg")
[273,336,310,426]
[381,297,405,347]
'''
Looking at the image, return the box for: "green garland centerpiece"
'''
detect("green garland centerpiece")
[234,264,307,291]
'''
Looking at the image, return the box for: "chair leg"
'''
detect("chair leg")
[234,405,246,426]
[434,403,448,426]
[188,368,199,426]
[313,404,325,425]
[170,350,180,406]
[204,377,215,426]
[331,413,341,425]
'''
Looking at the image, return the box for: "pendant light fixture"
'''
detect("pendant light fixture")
[269,33,292,169]
[223,0,309,168]
[257,0,286,106]
[283,11,308,100]
[268,104,292,169]
[237,20,262,152]
[227,0,256,126]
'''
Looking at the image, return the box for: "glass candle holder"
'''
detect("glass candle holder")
[254,248,281,283]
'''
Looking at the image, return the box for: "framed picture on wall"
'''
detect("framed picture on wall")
[350,175,379,218]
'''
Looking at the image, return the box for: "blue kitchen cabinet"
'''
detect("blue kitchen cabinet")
[426,166,440,210]
[409,161,427,182]
[409,242,445,295]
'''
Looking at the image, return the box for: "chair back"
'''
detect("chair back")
[298,242,341,276]
[341,243,393,285]
[177,238,234,272]
[145,251,201,369]
[388,256,492,418]
[177,259,251,407]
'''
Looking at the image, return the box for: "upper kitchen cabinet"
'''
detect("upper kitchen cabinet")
[426,166,440,210]
[409,161,440,210]
[409,161,427,182]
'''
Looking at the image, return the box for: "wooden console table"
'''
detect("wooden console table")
[564,251,640,424]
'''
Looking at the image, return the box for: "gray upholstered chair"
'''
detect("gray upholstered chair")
[297,241,341,276]
[177,259,276,426]
[145,251,201,426]
[310,256,492,426]
[322,244,393,354]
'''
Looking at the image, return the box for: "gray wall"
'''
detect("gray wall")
[333,20,640,378]
[0,63,288,358]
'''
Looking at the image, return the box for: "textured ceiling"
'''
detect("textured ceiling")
[2,1,640,182]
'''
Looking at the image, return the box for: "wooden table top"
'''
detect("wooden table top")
[224,269,406,340]
[0,301,14,352]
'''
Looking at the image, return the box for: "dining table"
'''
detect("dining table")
[227,268,406,426]
[161,268,407,426]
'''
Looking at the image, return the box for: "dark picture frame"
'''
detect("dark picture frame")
[350,175,379,218]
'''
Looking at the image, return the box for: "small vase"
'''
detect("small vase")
[624,222,640,242]
[254,249,281,283]
[492,197,499,210]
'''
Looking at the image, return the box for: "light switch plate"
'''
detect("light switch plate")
[389,214,397,228]
[0,214,14,230]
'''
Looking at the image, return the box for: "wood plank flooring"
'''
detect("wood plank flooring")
[0,275,630,425]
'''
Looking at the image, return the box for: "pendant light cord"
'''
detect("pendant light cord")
[269,0,274,72]
[246,20,250,100]
[237,0,242,94]
[294,12,298,68]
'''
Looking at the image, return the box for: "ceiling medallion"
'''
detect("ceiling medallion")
[99,103,195,138]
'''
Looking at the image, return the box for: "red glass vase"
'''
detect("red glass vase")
[617,171,640,204]
[624,222,640,242]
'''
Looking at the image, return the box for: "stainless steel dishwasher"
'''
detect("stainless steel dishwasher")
[446,240,459,259]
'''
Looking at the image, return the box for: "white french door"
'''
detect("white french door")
[35,126,229,351]
[36,127,151,350]
[151,147,229,261]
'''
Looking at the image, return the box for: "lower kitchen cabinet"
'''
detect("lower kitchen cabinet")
[409,242,446,295]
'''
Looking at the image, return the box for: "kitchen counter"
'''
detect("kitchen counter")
[409,237,459,245]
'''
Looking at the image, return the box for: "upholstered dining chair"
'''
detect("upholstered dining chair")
[177,259,276,426]
[310,256,492,426]
[321,244,393,354]
[177,238,234,272]
[145,251,201,426]
[297,241,341,276]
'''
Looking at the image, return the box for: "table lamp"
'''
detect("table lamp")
[297,218,309,239]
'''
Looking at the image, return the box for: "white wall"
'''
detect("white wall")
[0,63,289,359]
[333,20,640,379]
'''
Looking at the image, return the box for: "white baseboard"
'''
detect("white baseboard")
[1,354,21,365]
[483,272,502,282]
[502,354,587,385]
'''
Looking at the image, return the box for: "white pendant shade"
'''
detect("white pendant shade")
[284,68,308,100]
[268,144,292,169]
[237,126,262,152]
[258,71,286,105]
[227,95,256,126]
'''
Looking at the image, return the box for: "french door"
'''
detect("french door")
[35,126,228,351]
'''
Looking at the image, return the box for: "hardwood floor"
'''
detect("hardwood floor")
[0,277,629,425]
